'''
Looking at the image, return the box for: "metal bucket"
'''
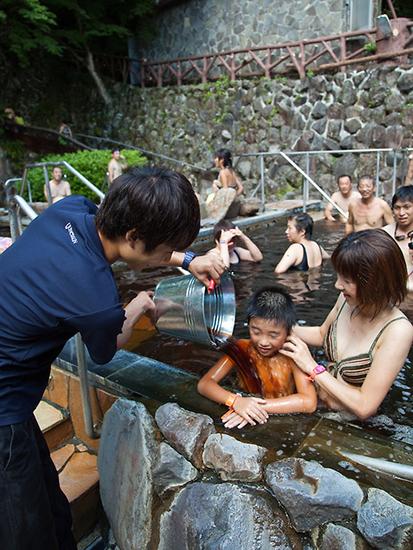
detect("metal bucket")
[154,273,236,347]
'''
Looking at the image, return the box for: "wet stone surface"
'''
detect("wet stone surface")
[98,399,158,550]
[265,457,363,532]
[153,442,198,496]
[155,402,216,469]
[157,482,301,550]
[203,433,267,481]
[357,488,413,549]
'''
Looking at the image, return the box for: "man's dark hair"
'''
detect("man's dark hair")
[96,166,200,252]
[111,148,120,154]
[358,175,375,186]
[392,185,413,208]
[247,286,296,333]
[288,212,314,239]
[337,174,352,184]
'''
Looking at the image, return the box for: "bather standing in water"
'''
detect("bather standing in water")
[274,213,329,274]
[324,174,360,223]
[280,230,413,420]
[197,287,317,429]
[209,219,263,267]
[382,185,413,292]
[345,175,393,234]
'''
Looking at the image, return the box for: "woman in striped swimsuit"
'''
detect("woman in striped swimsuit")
[280,229,413,420]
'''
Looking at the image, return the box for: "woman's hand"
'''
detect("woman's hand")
[232,395,268,426]
[220,229,235,244]
[279,335,317,375]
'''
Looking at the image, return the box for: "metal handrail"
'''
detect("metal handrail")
[239,147,413,214]
[75,334,99,439]
[75,133,211,174]
[23,161,105,202]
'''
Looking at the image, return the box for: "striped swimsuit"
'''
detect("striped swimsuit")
[323,302,407,387]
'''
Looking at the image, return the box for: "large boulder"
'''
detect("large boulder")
[203,433,267,481]
[158,482,300,550]
[357,488,413,549]
[265,458,363,532]
[153,442,198,496]
[155,403,215,468]
[98,399,158,550]
[317,523,368,550]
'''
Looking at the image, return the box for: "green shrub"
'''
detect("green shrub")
[26,149,147,202]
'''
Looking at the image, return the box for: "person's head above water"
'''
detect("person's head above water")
[213,219,235,244]
[337,174,352,196]
[246,286,296,357]
[392,185,413,230]
[332,229,407,319]
[96,166,200,253]
[214,148,233,169]
[287,212,314,240]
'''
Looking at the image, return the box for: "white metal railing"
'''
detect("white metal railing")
[238,147,413,214]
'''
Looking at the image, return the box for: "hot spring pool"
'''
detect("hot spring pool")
[114,217,413,429]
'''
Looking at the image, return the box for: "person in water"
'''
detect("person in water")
[197,286,317,429]
[209,219,263,266]
[274,213,329,274]
[382,185,413,292]
[280,230,413,420]
[324,174,360,223]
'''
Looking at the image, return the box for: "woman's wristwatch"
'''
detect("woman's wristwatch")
[308,364,326,382]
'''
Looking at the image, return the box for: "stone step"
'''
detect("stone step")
[52,443,100,542]
[34,399,74,450]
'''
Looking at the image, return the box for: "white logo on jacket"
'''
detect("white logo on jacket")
[65,222,78,244]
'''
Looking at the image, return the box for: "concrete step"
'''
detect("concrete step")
[34,399,74,450]
[52,443,100,542]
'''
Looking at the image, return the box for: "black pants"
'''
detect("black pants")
[0,416,77,550]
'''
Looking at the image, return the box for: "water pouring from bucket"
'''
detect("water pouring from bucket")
[154,272,236,347]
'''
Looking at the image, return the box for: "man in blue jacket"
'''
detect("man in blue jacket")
[0,166,224,549]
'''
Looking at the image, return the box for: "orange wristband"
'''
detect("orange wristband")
[225,394,237,408]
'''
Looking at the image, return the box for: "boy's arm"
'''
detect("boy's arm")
[198,351,269,427]
[262,364,317,414]
[197,355,237,405]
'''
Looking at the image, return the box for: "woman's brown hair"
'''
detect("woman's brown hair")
[331,229,407,319]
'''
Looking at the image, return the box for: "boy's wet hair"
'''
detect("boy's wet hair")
[288,212,314,239]
[247,286,296,333]
[96,166,200,252]
[392,185,413,208]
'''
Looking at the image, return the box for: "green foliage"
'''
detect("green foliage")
[0,0,61,64]
[0,138,27,173]
[26,149,147,202]
[306,69,315,79]
[363,41,377,54]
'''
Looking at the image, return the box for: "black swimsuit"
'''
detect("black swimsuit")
[290,243,322,272]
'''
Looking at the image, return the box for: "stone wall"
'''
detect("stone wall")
[81,64,413,200]
[99,399,413,550]
[141,0,348,61]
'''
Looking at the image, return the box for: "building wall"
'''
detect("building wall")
[140,0,348,62]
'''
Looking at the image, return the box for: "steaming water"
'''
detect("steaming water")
[114,218,413,428]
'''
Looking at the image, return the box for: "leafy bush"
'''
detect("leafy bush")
[26,149,147,202]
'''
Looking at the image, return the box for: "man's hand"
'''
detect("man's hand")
[117,291,156,348]
[188,253,226,287]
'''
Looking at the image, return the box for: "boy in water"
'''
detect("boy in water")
[197,287,317,429]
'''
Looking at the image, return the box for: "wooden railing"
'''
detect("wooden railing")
[94,24,413,87]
